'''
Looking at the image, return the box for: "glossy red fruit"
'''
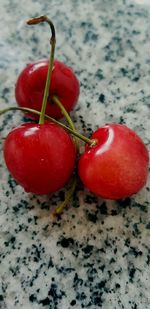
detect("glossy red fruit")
[15,59,80,119]
[4,123,76,194]
[78,124,149,200]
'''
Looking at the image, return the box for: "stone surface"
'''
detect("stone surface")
[0,0,150,308]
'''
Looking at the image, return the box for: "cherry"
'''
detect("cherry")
[4,122,76,195]
[15,16,80,120]
[78,124,149,200]
[15,59,80,120]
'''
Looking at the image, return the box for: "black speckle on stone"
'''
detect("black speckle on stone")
[48,284,57,299]
[117,198,131,208]
[70,299,76,306]
[0,295,4,301]
[128,267,136,282]
[99,247,106,253]
[13,199,29,214]
[120,67,128,76]
[87,267,97,283]
[132,304,137,309]
[2,87,9,95]
[86,211,97,223]
[39,297,51,306]
[84,30,98,43]
[80,81,88,90]
[32,244,41,262]
[57,236,74,248]
[8,175,17,194]
[49,283,65,303]
[132,223,141,237]
[76,292,86,301]
[57,266,75,275]
[111,210,118,216]
[105,238,113,248]
[125,238,130,247]
[114,248,117,254]
[86,102,91,108]
[29,294,37,303]
[119,116,125,124]
[10,236,16,243]
[99,202,107,215]
[146,255,150,265]
[33,216,38,225]
[43,224,49,231]
[132,76,140,82]
[91,291,103,306]
[134,202,147,213]
[13,205,22,214]
[98,281,106,289]
[80,21,93,28]
[85,194,97,204]
[114,268,122,274]
[0,113,14,132]
[73,273,83,288]
[125,107,136,113]
[99,264,105,272]
[95,69,104,80]
[109,258,116,264]
[82,245,93,255]
[2,87,9,102]
[48,257,54,268]
[40,202,50,210]
[4,235,16,248]
[5,190,10,197]
[115,283,121,289]
[31,34,39,44]
[58,190,65,201]
[99,93,105,103]
[146,222,150,229]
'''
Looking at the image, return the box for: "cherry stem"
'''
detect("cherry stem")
[52,175,77,216]
[0,106,97,146]
[52,95,75,131]
[27,16,56,125]
[52,95,79,147]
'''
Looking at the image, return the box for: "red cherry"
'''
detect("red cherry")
[4,123,76,194]
[78,124,149,200]
[15,59,80,119]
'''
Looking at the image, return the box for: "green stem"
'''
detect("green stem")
[0,106,97,146]
[27,16,56,125]
[52,176,77,216]
[53,95,75,131]
[52,95,79,148]
[39,39,55,124]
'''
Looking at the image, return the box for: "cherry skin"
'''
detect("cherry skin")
[78,124,149,200]
[4,122,76,195]
[15,59,80,119]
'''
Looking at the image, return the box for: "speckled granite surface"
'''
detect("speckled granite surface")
[0,0,150,308]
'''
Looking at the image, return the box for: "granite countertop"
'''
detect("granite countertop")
[0,0,150,308]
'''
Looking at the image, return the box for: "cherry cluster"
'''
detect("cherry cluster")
[2,16,149,215]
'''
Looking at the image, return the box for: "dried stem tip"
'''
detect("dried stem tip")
[26,15,55,42]
[27,15,48,25]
